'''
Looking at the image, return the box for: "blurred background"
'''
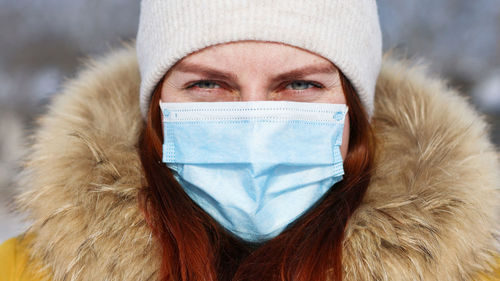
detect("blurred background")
[1,0,499,241]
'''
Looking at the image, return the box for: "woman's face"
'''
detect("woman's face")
[161,41,350,159]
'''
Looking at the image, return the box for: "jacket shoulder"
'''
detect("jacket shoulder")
[0,236,50,281]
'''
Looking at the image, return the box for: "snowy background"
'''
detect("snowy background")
[1,0,499,241]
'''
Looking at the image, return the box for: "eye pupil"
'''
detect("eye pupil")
[290,81,311,90]
[195,81,219,89]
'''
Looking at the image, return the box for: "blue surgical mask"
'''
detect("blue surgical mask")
[160,101,347,242]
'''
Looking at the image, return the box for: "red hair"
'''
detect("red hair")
[138,73,375,281]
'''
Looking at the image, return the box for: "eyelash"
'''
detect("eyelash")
[185,80,224,90]
[284,81,324,91]
[185,80,324,91]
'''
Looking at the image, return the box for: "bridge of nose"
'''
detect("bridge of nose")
[236,71,273,101]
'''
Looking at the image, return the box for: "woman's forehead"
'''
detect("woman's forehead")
[170,41,338,74]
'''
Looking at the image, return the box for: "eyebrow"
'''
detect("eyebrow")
[175,61,239,81]
[273,64,338,83]
[174,61,338,83]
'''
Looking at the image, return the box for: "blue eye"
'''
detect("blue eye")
[188,80,221,89]
[286,81,322,90]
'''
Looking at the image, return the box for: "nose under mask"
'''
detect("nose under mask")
[160,100,347,242]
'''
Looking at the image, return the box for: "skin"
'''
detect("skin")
[160,40,350,159]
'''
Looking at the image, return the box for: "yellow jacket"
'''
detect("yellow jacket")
[0,237,49,281]
[2,47,499,280]
[1,236,500,281]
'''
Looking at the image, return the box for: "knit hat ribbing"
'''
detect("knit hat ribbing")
[137,0,382,119]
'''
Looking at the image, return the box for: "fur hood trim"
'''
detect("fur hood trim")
[16,46,500,281]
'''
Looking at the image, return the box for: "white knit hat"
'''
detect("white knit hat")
[137,0,382,119]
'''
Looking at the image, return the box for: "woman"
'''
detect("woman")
[1,0,499,280]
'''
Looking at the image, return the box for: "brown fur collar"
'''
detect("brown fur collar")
[16,46,500,280]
